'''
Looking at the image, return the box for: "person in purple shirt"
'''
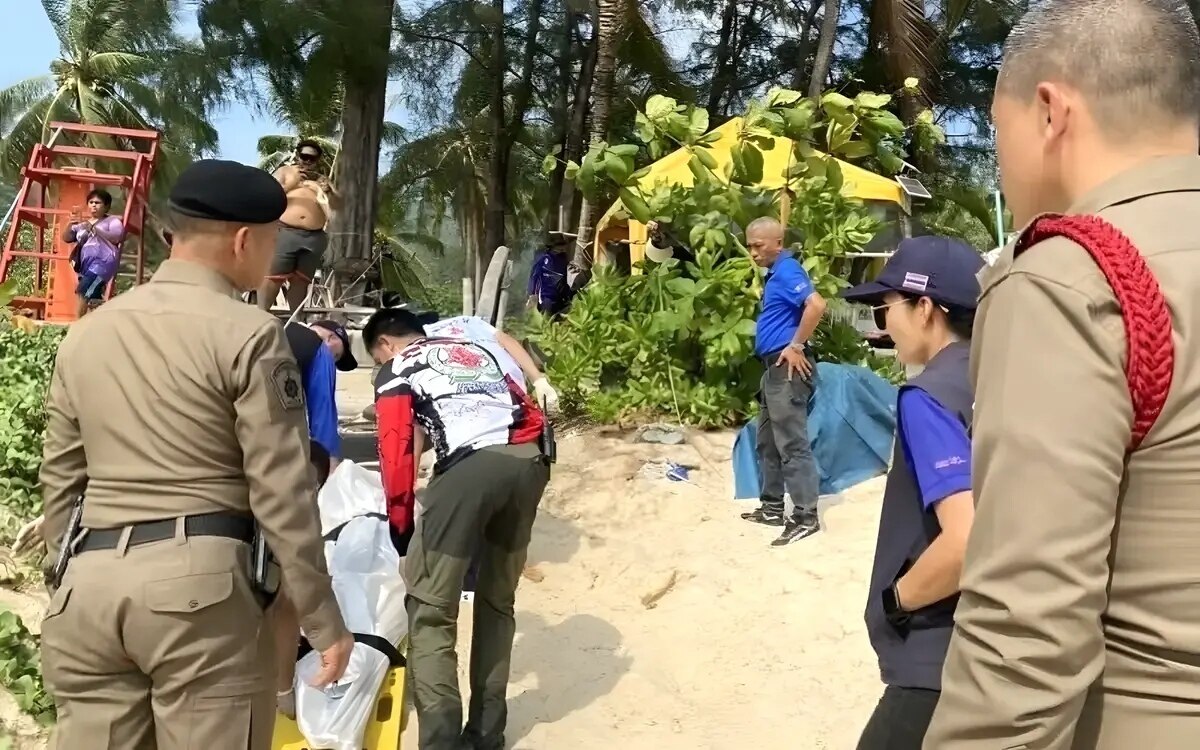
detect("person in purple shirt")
[62,189,124,318]
[840,236,984,749]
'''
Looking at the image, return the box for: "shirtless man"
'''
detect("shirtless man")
[258,139,342,312]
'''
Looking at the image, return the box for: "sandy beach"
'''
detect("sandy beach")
[397,425,888,749]
[0,371,890,749]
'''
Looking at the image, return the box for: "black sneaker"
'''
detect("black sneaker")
[771,511,820,546]
[741,507,786,526]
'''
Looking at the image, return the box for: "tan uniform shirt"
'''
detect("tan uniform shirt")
[39,259,347,651]
[926,156,1200,748]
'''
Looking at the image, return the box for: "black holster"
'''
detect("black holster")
[539,420,557,467]
[49,496,85,589]
[248,524,282,608]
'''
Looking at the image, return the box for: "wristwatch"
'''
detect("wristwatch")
[882,583,910,626]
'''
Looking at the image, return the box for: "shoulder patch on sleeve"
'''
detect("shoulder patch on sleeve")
[269,359,305,411]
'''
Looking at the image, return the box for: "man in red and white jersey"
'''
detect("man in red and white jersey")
[424,314,560,414]
[363,307,550,750]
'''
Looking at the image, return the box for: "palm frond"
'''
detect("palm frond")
[41,0,73,50]
[382,121,407,149]
[379,235,433,301]
[0,91,58,178]
[0,76,56,134]
[874,0,939,102]
[617,0,681,92]
[86,51,154,80]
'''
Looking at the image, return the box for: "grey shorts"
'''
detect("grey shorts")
[268,224,327,281]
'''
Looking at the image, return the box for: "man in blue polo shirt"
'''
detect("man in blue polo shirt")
[840,236,983,749]
[742,216,828,546]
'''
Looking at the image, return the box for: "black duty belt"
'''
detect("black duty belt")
[76,512,255,554]
[297,633,406,668]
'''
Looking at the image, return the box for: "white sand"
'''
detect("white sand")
[399,426,888,749]
[1,368,891,748]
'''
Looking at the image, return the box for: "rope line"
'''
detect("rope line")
[1014,214,1173,451]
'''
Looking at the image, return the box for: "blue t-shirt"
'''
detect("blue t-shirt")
[755,253,815,356]
[896,387,971,509]
[305,345,341,460]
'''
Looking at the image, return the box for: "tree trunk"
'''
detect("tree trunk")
[867,0,929,124]
[483,0,509,267]
[808,0,841,99]
[572,0,621,273]
[707,0,738,120]
[560,17,597,231]
[546,6,575,230]
[789,0,824,90]
[485,0,544,274]
[326,0,394,288]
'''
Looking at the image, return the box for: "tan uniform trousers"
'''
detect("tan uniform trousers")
[41,533,270,749]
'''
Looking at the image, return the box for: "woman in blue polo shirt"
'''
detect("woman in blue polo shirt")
[841,236,984,749]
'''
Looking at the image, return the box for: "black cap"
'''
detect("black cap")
[167,159,287,224]
[841,235,984,310]
[311,319,359,372]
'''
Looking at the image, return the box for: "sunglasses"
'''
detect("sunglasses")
[871,299,908,330]
[297,152,319,162]
[871,297,951,329]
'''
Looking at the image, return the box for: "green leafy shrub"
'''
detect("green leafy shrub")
[0,611,54,725]
[424,281,463,318]
[535,86,937,426]
[0,283,65,540]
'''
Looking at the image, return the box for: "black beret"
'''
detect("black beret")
[168,159,287,224]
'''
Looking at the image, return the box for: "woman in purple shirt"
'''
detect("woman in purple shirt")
[62,188,124,318]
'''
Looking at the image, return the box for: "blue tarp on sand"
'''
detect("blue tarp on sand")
[732,362,898,498]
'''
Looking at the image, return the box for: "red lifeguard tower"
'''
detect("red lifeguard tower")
[0,122,160,323]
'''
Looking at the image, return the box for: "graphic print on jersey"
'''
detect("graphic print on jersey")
[374,335,545,539]
[427,343,504,390]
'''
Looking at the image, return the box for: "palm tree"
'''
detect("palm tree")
[809,0,842,98]
[863,0,1018,122]
[0,0,222,185]
[378,118,544,293]
[255,80,345,173]
[572,0,624,273]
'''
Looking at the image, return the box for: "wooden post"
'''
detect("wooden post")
[462,277,475,316]
[779,188,792,226]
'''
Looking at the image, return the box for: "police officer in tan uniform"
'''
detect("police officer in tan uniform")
[925,2,1200,748]
[38,159,354,749]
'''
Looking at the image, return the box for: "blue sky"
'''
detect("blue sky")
[7,5,287,165]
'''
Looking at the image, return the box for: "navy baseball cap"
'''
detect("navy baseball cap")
[311,319,359,372]
[841,236,984,310]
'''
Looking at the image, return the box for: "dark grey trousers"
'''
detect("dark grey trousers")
[405,443,549,750]
[756,355,820,517]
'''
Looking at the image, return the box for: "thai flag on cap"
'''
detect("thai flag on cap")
[902,272,929,292]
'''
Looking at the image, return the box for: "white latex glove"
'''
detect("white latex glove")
[13,514,46,556]
[277,688,296,720]
[532,377,559,415]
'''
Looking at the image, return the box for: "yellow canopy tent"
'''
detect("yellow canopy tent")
[593,116,909,270]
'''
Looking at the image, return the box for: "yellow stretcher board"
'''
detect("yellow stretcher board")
[272,664,408,750]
